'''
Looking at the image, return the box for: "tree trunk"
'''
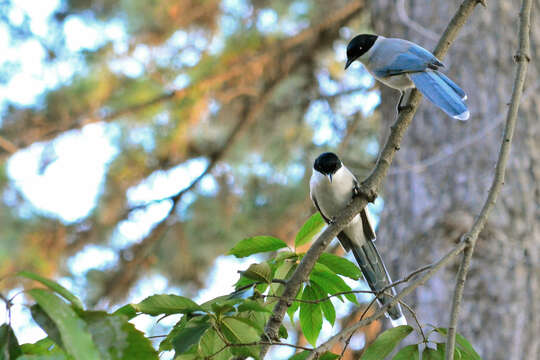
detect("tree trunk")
[368,1,540,359]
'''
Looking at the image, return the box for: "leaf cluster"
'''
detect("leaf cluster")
[2,214,482,360]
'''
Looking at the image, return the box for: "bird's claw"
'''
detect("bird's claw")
[328,216,337,225]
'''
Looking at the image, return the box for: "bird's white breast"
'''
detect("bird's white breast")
[310,167,366,245]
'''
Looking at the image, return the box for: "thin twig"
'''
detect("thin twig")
[444,0,532,359]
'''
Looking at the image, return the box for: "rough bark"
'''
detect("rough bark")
[369,1,539,359]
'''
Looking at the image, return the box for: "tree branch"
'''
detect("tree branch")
[259,0,483,358]
[445,0,532,358]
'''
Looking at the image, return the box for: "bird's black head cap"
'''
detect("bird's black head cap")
[345,34,378,69]
[314,152,342,175]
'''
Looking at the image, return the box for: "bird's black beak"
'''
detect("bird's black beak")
[327,174,333,183]
[345,57,356,70]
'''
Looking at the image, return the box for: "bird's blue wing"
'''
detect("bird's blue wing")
[373,40,443,78]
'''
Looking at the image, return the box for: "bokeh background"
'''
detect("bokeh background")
[0,1,538,359]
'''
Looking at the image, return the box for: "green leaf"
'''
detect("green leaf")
[18,337,68,360]
[112,304,137,320]
[159,317,187,352]
[229,316,264,334]
[278,324,288,339]
[30,305,63,347]
[241,263,272,283]
[274,251,298,263]
[310,267,357,303]
[295,213,325,247]
[172,319,211,355]
[220,316,260,359]
[360,325,414,360]
[289,351,339,360]
[423,347,444,360]
[311,282,335,326]
[317,253,361,280]
[133,294,202,316]
[434,328,481,360]
[271,259,295,295]
[199,328,232,360]
[434,343,462,360]
[28,289,101,360]
[237,299,273,313]
[80,311,158,360]
[19,271,83,310]
[200,295,242,314]
[0,324,22,359]
[287,286,303,323]
[17,355,68,360]
[299,285,322,346]
[228,236,287,258]
[392,344,420,360]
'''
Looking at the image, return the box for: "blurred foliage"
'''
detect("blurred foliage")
[0,0,380,315]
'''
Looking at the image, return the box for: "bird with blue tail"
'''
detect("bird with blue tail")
[345,34,469,120]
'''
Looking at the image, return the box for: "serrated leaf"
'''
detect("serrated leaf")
[234,275,258,290]
[228,236,287,258]
[229,316,264,334]
[311,282,335,326]
[289,351,339,360]
[200,296,242,314]
[274,251,298,263]
[112,304,137,320]
[17,355,68,360]
[159,317,187,352]
[310,267,357,303]
[238,299,273,313]
[434,328,481,360]
[220,316,260,359]
[19,271,83,310]
[133,294,202,316]
[0,324,22,359]
[317,253,362,280]
[392,344,420,360]
[199,328,231,360]
[360,325,414,360]
[299,285,322,346]
[241,262,272,283]
[295,213,325,247]
[172,319,211,355]
[28,289,101,360]
[80,311,158,360]
[19,338,66,356]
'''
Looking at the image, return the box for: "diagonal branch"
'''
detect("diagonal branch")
[259,0,483,358]
[444,0,533,358]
